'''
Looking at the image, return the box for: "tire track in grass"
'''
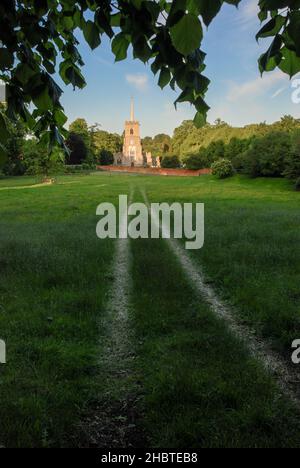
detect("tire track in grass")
[80,188,145,448]
[141,188,300,406]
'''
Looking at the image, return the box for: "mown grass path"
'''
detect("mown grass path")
[79,188,146,448]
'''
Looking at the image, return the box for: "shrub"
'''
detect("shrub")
[211,159,235,179]
[2,120,26,176]
[295,178,300,191]
[99,149,114,165]
[23,140,64,176]
[283,131,300,180]
[161,155,181,168]
[242,132,291,178]
[241,148,261,178]
[64,164,95,173]
[185,148,208,170]
[205,140,225,164]
[225,137,248,161]
[66,132,88,165]
[82,162,96,170]
[224,137,253,172]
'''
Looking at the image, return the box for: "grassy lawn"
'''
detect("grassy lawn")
[0,172,299,447]
[141,175,300,354]
[0,174,133,447]
[130,236,300,448]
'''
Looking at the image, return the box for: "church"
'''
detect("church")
[114,99,158,167]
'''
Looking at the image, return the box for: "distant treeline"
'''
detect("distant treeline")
[0,116,123,176]
[170,116,300,156]
[1,110,300,188]
[151,116,300,188]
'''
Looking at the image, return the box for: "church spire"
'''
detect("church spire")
[130,97,134,121]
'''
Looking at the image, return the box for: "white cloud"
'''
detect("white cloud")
[126,73,149,91]
[207,69,297,126]
[271,87,286,99]
[226,70,286,102]
[230,0,259,31]
[243,1,259,20]
[95,56,114,67]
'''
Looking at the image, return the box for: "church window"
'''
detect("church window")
[130,128,134,135]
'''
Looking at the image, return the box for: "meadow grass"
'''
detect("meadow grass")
[0,173,134,447]
[141,175,300,354]
[0,172,299,447]
[129,235,300,448]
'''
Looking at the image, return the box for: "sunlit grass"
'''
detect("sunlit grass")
[0,172,299,447]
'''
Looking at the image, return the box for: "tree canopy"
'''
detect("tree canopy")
[142,133,171,157]
[1,0,300,165]
[172,115,300,157]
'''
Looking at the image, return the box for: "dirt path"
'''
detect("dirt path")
[79,188,145,448]
[141,188,300,407]
[0,182,53,190]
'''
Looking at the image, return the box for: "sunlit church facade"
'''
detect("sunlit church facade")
[114,98,158,167]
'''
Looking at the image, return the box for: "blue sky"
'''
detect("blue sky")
[59,0,300,137]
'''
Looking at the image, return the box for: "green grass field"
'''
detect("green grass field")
[0,172,299,448]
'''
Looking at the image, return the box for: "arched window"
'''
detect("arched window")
[130,128,134,135]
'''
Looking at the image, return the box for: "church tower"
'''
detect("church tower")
[123,98,143,166]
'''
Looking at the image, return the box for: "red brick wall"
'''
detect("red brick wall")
[97,166,211,177]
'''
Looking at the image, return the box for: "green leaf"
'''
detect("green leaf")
[111,13,121,27]
[193,111,207,128]
[279,47,300,77]
[259,0,293,9]
[65,66,86,89]
[167,0,187,27]
[197,0,223,27]
[174,88,194,107]
[112,34,130,61]
[0,142,7,167]
[0,48,14,69]
[33,87,53,112]
[256,15,286,40]
[194,96,210,114]
[95,10,114,38]
[59,61,86,89]
[61,15,74,30]
[170,14,203,56]
[158,67,171,88]
[15,63,37,86]
[287,11,300,56]
[258,10,268,22]
[259,34,283,73]
[0,113,9,145]
[131,0,143,9]
[83,20,101,50]
[54,108,68,127]
[225,0,241,4]
[133,37,152,62]
[259,53,281,72]
[187,72,210,94]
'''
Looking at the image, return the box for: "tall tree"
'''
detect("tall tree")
[93,130,122,155]
[69,118,90,148]
[66,132,88,165]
